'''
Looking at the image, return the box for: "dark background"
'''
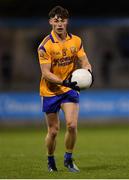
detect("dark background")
[0,0,129,18]
[0,3,129,178]
[0,0,129,91]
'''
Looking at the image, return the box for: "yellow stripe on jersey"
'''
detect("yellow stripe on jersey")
[38,30,86,97]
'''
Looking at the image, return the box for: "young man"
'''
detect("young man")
[38,6,92,172]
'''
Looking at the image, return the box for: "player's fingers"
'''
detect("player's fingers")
[71,81,77,86]
[74,86,80,91]
[88,69,94,87]
[90,73,94,87]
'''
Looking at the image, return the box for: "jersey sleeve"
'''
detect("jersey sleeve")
[77,37,86,58]
[38,44,51,64]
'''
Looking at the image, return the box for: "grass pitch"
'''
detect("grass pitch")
[0,123,129,179]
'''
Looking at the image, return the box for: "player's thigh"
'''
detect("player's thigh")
[45,112,60,130]
[61,102,79,126]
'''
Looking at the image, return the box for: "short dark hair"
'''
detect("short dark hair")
[49,6,69,19]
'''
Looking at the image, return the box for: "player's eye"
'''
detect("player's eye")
[53,19,58,23]
[62,20,67,23]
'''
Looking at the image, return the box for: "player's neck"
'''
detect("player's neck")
[54,31,67,42]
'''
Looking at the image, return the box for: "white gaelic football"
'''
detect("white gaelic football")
[71,69,92,89]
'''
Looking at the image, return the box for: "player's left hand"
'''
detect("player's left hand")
[63,78,80,91]
[88,69,94,87]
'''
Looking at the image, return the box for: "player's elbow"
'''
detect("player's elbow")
[40,63,51,79]
[42,70,50,80]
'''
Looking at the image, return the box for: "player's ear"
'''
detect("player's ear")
[64,19,69,27]
[49,18,53,25]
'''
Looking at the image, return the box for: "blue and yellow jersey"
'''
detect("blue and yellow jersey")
[38,30,86,96]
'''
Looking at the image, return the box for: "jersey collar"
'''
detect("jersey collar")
[50,30,72,43]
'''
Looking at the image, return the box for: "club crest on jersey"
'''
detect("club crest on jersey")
[39,50,45,57]
[70,46,77,54]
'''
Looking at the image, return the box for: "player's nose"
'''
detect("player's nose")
[58,21,63,26]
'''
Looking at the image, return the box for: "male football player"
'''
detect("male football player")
[38,5,92,172]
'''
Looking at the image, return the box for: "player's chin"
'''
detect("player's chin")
[56,29,64,34]
[57,31,63,34]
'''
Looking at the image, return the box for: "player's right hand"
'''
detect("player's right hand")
[62,79,80,91]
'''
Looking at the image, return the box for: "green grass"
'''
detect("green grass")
[0,124,129,179]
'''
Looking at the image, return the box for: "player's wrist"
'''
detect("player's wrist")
[84,65,92,73]
[62,79,70,86]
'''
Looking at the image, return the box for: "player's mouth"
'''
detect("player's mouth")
[57,28,63,31]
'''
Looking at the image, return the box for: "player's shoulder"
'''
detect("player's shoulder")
[71,34,82,47]
[38,35,51,51]
[71,34,82,42]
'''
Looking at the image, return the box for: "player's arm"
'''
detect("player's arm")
[38,45,78,89]
[38,45,63,85]
[40,63,79,90]
[78,54,92,72]
[77,37,92,72]
[40,63,63,85]
[77,38,94,86]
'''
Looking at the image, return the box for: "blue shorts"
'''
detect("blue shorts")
[41,90,79,113]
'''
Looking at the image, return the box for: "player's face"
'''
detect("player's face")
[49,15,68,35]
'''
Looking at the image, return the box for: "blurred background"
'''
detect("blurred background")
[0,1,129,179]
[0,0,129,124]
